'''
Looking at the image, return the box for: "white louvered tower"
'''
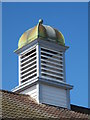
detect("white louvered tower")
[12,19,73,109]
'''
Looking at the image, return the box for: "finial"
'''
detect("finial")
[39,19,43,24]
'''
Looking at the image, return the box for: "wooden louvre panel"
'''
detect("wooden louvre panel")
[41,47,64,81]
[20,46,37,84]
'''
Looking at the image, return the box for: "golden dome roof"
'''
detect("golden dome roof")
[18,19,65,49]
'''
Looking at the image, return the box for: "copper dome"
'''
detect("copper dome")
[18,19,65,49]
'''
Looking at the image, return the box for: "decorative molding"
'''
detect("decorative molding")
[14,39,38,55]
[39,77,73,90]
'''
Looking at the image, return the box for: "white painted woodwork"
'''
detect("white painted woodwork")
[19,44,66,85]
[19,55,21,85]
[20,85,37,100]
[36,44,41,77]
[41,47,64,81]
[41,84,67,108]
[19,46,37,84]
[15,39,72,109]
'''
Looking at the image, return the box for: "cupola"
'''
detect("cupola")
[12,19,73,109]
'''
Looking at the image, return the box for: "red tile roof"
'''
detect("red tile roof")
[0,90,89,120]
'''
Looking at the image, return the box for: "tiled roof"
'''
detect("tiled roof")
[71,104,90,115]
[0,90,89,120]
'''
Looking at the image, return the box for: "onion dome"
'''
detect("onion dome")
[18,19,65,49]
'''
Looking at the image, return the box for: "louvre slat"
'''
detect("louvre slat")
[41,71,64,79]
[41,74,63,81]
[21,69,36,79]
[20,46,37,84]
[21,59,36,70]
[41,47,64,81]
[41,64,63,72]
[21,55,36,65]
[41,47,63,55]
[41,65,63,74]
[21,51,36,62]
[21,68,37,77]
[21,76,37,84]
[41,55,63,63]
[21,63,36,73]
[41,76,63,82]
[41,67,63,75]
[21,72,37,81]
[41,50,63,59]
[41,62,63,69]
[41,58,63,66]
[21,47,36,59]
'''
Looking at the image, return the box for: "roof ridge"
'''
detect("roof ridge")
[0,89,29,97]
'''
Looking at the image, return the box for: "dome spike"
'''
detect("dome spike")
[38,19,43,24]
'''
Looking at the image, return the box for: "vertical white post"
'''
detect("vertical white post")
[36,44,41,103]
[66,89,70,109]
[19,55,21,85]
[36,82,42,103]
[36,44,41,78]
[36,83,39,103]
[63,52,66,82]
